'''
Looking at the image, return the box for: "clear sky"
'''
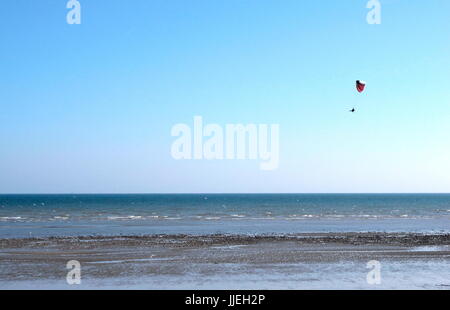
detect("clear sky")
[1,0,450,193]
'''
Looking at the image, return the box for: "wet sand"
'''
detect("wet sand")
[1,233,449,289]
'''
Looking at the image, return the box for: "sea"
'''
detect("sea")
[0,194,449,238]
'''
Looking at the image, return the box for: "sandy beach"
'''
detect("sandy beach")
[1,233,449,289]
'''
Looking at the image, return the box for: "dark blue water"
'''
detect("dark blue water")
[1,194,449,237]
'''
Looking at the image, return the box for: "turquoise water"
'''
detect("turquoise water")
[1,194,449,237]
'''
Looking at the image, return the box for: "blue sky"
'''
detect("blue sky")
[1,0,450,193]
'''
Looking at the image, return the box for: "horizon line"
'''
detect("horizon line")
[1,192,450,195]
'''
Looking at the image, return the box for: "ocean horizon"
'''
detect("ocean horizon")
[1,193,449,238]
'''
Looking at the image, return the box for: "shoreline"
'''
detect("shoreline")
[2,232,450,247]
[2,232,449,289]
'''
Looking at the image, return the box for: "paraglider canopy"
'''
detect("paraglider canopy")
[356,80,366,93]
